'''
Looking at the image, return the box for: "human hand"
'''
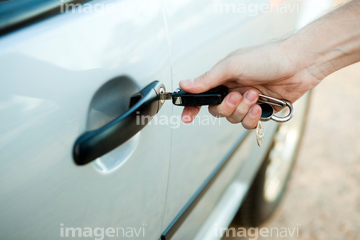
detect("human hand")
[179,40,322,129]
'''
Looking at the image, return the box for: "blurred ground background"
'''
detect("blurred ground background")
[227,59,360,239]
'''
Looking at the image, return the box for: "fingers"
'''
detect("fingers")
[181,106,201,123]
[179,61,233,94]
[226,89,261,129]
[181,91,242,124]
[208,91,242,118]
[181,89,261,129]
[241,105,262,129]
[225,89,259,124]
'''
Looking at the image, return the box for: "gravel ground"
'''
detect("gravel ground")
[225,62,360,240]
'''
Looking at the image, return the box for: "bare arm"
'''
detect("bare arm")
[180,0,360,129]
[292,0,360,80]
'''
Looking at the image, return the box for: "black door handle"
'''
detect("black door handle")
[73,81,165,165]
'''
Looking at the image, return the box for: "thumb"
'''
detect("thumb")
[179,62,231,93]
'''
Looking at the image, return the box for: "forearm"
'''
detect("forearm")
[285,0,360,80]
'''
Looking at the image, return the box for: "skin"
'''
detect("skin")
[180,0,360,129]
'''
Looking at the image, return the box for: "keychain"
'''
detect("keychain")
[160,86,295,147]
[255,94,295,146]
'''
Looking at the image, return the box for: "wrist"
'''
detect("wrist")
[277,37,315,77]
[282,33,335,81]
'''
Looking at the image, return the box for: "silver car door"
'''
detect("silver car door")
[162,0,303,237]
[0,0,171,239]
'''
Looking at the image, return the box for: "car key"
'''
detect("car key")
[159,85,229,106]
[159,85,294,147]
[159,86,294,123]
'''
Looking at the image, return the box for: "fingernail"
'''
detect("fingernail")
[182,115,192,123]
[228,94,241,106]
[180,79,194,88]
[245,90,257,103]
[250,106,260,117]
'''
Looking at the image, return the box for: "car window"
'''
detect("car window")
[0,0,81,34]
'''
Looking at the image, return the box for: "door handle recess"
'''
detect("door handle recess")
[73,81,165,165]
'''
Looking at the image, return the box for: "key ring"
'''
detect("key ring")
[257,94,295,123]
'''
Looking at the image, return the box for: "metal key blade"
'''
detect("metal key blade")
[159,87,173,103]
[256,120,264,147]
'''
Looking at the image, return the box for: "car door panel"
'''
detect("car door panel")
[162,0,302,231]
[0,0,171,239]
